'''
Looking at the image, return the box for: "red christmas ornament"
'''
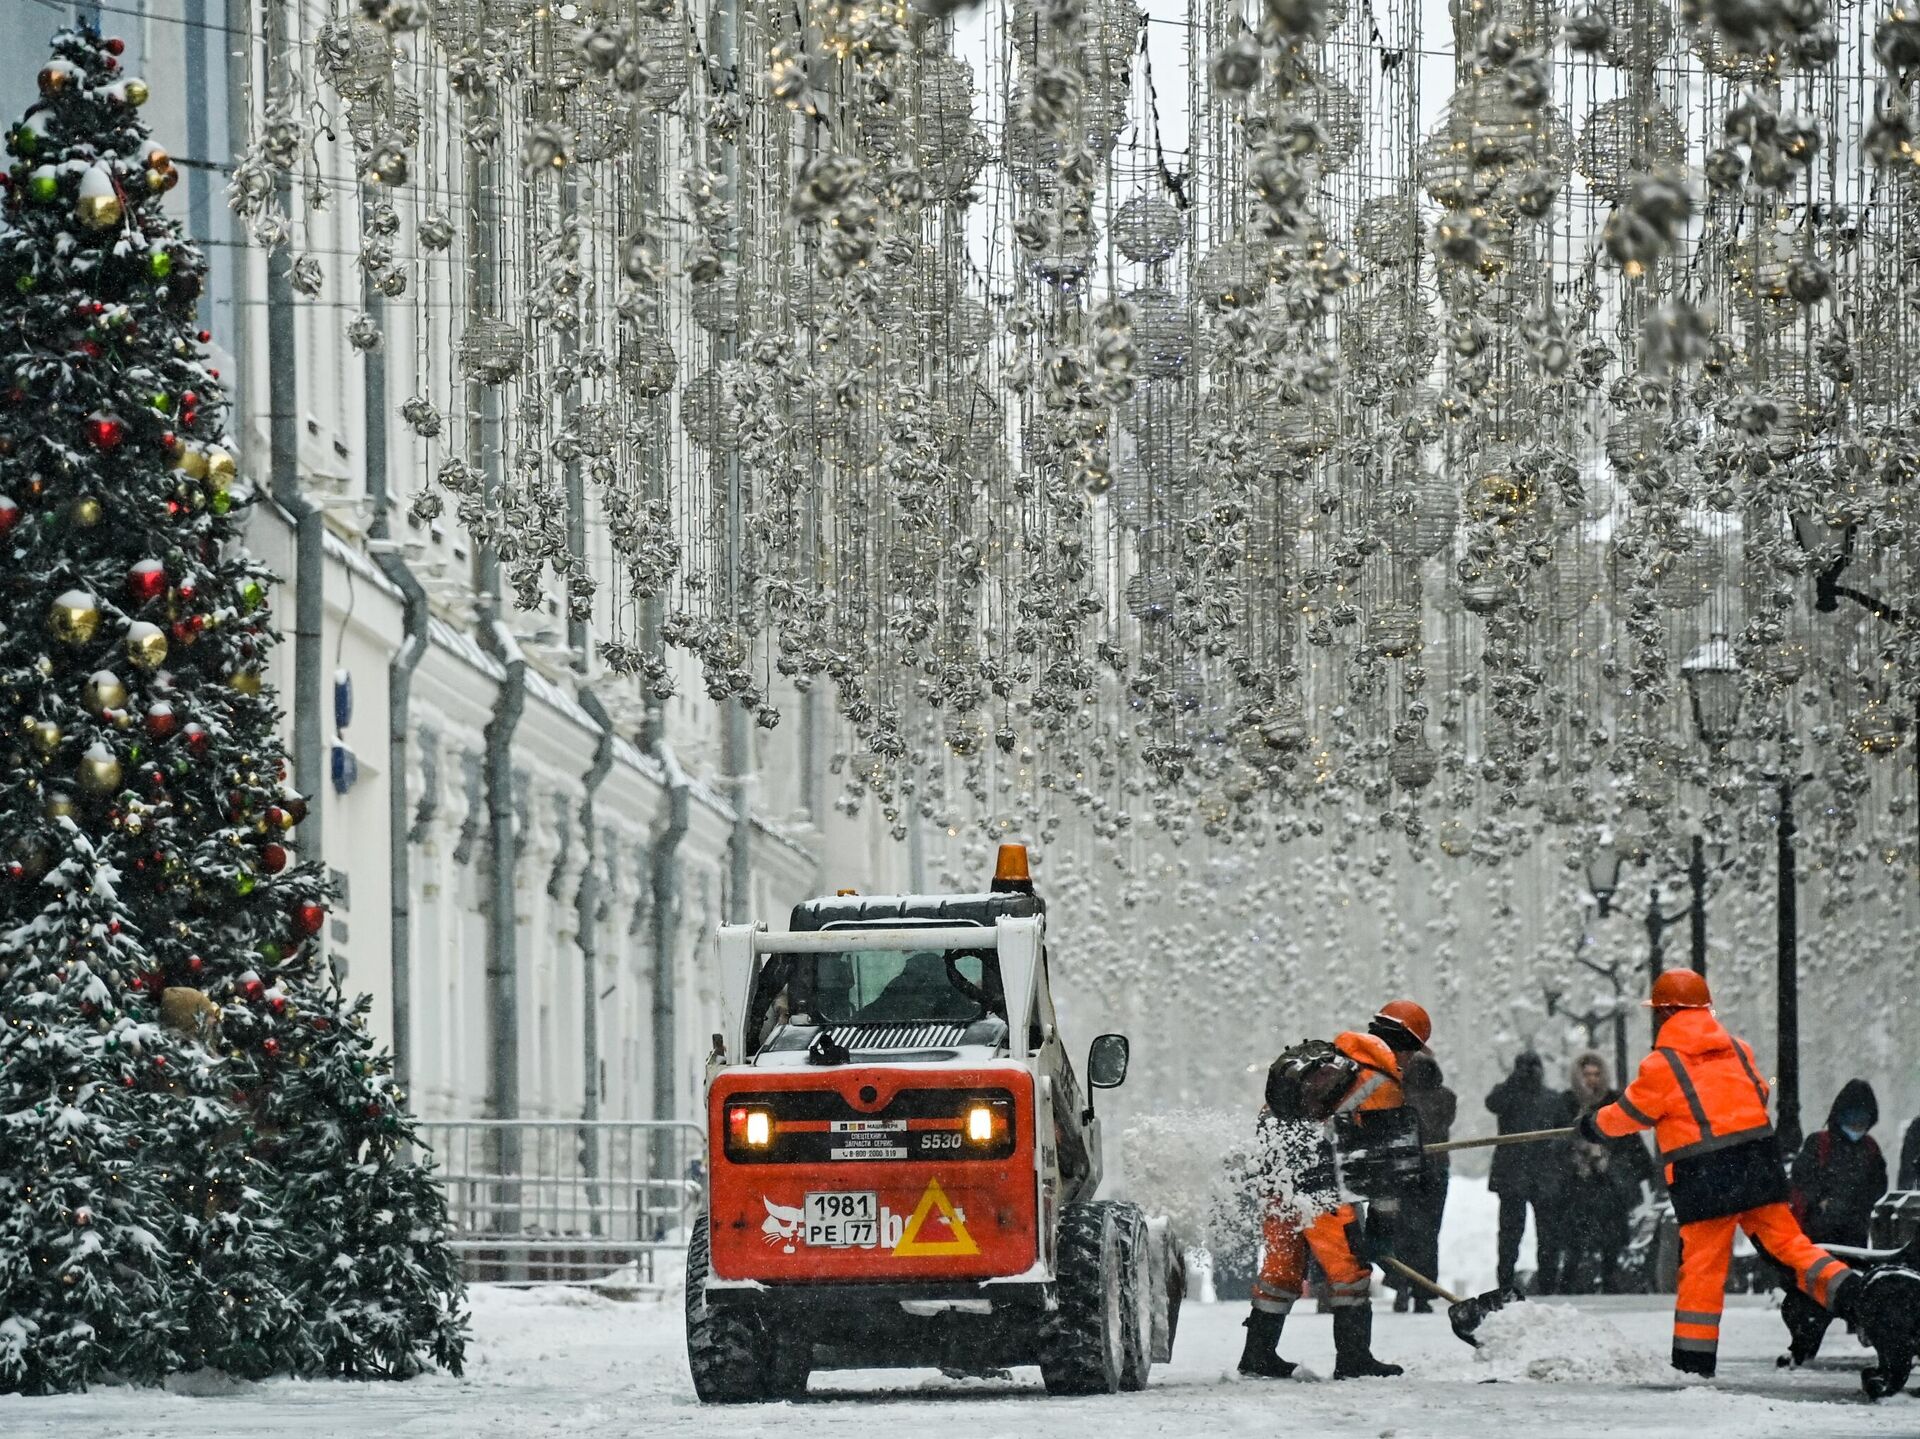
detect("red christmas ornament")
[269,994,288,1016]
[105,37,125,54]
[197,330,210,343]
[158,430,175,449]
[0,496,17,537]
[177,575,198,603]
[187,954,204,974]
[183,723,210,758]
[241,976,264,1002]
[293,902,325,938]
[127,558,166,603]
[180,391,199,408]
[86,413,124,450]
[260,842,287,874]
[145,702,176,738]
[5,862,22,881]
[265,806,287,830]
[364,1102,382,1119]
[261,1037,281,1059]
[107,919,121,936]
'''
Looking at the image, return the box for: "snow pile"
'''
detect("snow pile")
[1472,1300,1672,1385]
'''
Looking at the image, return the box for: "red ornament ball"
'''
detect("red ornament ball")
[293,902,325,938]
[145,702,177,738]
[127,559,166,603]
[0,496,18,537]
[260,842,287,874]
[197,330,210,343]
[187,954,204,974]
[86,413,124,450]
[180,391,199,408]
[177,575,198,603]
[261,1037,280,1059]
[105,37,126,55]
[241,977,264,1002]
[182,723,210,758]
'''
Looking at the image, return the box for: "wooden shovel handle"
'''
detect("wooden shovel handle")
[1423,1126,1576,1156]
[1382,1257,1464,1305]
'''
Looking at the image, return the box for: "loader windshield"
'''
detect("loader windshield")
[746,945,1006,1050]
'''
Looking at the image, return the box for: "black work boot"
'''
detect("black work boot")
[1332,1306,1403,1378]
[1671,1346,1716,1378]
[1237,1309,1297,1378]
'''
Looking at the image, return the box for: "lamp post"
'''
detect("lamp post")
[1583,840,1630,1083]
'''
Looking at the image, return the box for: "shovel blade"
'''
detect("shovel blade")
[1447,1287,1523,1347]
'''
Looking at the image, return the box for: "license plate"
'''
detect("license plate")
[804,1190,879,1248]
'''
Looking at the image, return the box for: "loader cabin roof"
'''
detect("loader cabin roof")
[787,890,1043,932]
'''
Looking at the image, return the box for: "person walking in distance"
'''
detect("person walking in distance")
[1582,969,1861,1377]
[1779,1079,1888,1365]
[1485,1052,1576,1293]
[1391,1053,1456,1313]
[1563,1051,1654,1293]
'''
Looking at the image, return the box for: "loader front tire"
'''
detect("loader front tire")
[685,1217,770,1403]
[1040,1201,1133,1396]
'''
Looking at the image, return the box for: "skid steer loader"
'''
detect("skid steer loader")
[684,844,1184,1401]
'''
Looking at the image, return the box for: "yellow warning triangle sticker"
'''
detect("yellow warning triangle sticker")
[892,1178,980,1257]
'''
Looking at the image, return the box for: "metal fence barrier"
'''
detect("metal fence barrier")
[418,1118,706,1286]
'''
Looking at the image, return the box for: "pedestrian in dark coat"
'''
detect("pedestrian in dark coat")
[1899,1114,1920,1191]
[1780,1079,1890,1364]
[1391,1052,1457,1312]
[1561,1050,1654,1293]
[1486,1051,1576,1292]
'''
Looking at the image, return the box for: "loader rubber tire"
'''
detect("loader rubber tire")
[685,1217,770,1403]
[1115,1204,1154,1391]
[1040,1201,1133,1396]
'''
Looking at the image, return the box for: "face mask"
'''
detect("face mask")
[1840,1124,1868,1143]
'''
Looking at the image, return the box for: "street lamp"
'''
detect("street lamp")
[1585,838,1622,918]
[1682,634,1743,751]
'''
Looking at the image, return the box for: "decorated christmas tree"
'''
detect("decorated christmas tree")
[0,25,464,1388]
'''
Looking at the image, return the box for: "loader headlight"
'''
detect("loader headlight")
[728,1106,774,1148]
[966,1104,995,1144]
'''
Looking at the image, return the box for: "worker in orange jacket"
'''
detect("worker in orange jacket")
[1241,1000,1432,1381]
[1583,970,1859,1377]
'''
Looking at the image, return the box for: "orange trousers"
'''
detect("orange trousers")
[1253,1203,1372,1314]
[1674,1202,1852,1361]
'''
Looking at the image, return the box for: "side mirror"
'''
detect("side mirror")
[1088,1033,1130,1089]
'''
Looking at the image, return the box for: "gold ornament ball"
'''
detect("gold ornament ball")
[124,621,169,671]
[27,719,62,758]
[75,191,123,231]
[124,78,150,106]
[176,445,208,479]
[206,447,237,485]
[82,670,128,712]
[70,495,103,527]
[48,590,102,646]
[229,669,263,697]
[77,743,122,795]
[145,167,168,193]
[43,791,76,821]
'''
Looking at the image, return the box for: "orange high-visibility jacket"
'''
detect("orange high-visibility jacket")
[1332,1031,1403,1114]
[1592,1009,1773,1166]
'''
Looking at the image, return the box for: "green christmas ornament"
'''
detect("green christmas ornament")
[27,166,57,202]
[234,873,255,897]
[258,941,281,963]
[240,580,264,612]
[147,249,173,281]
[13,273,34,294]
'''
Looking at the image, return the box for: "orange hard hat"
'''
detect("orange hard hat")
[1372,999,1433,1048]
[1645,968,1712,1010]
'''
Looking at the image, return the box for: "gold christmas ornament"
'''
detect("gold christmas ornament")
[82,670,128,712]
[158,986,221,1041]
[74,164,123,231]
[77,742,122,795]
[69,495,103,527]
[175,444,208,479]
[42,791,76,821]
[48,590,102,646]
[27,718,62,758]
[124,78,150,107]
[229,669,263,697]
[125,621,168,671]
[205,447,237,485]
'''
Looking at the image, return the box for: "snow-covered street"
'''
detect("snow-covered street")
[4,1285,1912,1439]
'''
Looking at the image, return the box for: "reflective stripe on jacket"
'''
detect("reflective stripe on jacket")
[1332,1030,1403,1115]
[1593,1009,1773,1163]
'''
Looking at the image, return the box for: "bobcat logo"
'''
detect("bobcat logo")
[761,1198,802,1254]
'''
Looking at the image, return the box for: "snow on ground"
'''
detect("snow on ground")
[2,1286,1913,1438]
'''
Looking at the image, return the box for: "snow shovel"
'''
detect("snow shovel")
[1381,1258,1521,1348]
